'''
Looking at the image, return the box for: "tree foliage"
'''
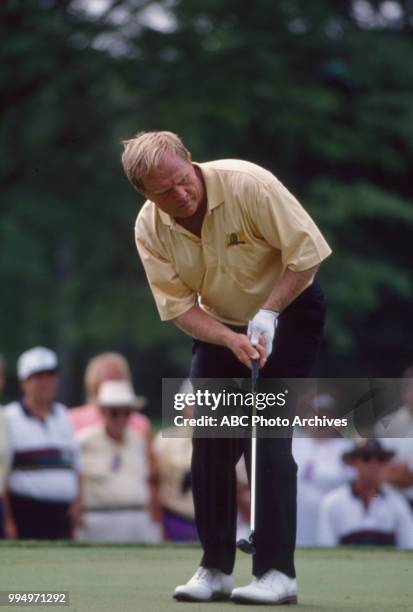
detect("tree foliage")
[1,0,412,407]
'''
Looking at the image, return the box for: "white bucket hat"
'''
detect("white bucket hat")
[96,380,146,410]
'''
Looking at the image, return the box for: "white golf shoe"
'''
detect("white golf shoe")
[231,569,297,605]
[173,566,234,602]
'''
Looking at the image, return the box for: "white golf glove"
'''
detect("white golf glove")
[247,309,280,359]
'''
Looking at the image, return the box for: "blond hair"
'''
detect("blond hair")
[84,352,132,403]
[121,130,190,191]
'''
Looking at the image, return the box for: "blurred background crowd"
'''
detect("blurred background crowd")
[0,348,412,548]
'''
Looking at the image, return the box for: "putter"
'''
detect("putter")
[237,358,259,555]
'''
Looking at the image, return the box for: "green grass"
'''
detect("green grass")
[0,543,412,611]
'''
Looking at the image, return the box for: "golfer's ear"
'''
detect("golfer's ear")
[187,151,192,162]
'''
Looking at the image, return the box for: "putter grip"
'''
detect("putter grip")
[251,359,259,390]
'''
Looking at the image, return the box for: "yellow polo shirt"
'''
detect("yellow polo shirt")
[135,159,332,325]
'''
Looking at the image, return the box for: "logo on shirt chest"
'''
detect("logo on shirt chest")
[226,230,247,247]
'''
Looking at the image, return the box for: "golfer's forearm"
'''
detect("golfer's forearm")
[173,306,234,347]
[262,265,319,313]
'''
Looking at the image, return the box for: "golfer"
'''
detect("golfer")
[121,131,331,605]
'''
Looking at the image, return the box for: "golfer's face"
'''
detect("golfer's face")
[142,153,204,218]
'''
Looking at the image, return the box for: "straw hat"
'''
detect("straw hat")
[96,380,146,410]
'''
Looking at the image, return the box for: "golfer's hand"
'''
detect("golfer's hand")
[226,333,266,369]
[247,309,279,359]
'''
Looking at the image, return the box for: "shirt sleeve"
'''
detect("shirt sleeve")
[253,178,332,271]
[135,234,196,321]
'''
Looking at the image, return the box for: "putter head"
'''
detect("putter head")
[236,535,256,555]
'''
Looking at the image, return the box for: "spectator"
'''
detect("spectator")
[154,380,249,543]
[153,380,197,541]
[2,347,81,540]
[0,354,8,538]
[375,367,413,510]
[69,352,161,522]
[292,392,353,546]
[317,439,413,549]
[75,380,161,542]
[69,352,148,435]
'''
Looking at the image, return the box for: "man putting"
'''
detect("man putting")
[121,131,331,605]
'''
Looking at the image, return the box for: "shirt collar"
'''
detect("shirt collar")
[20,399,55,421]
[350,481,385,499]
[198,162,225,212]
[156,161,225,227]
[158,208,173,227]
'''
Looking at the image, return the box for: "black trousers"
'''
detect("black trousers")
[10,493,72,540]
[190,280,326,577]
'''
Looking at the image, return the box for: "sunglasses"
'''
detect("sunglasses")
[106,408,133,419]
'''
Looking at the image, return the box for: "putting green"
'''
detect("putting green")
[0,543,411,611]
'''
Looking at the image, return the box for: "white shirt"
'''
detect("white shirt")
[293,436,354,546]
[4,401,80,502]
[317,483,413,549]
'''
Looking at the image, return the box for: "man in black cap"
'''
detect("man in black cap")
[317,439,413,549]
